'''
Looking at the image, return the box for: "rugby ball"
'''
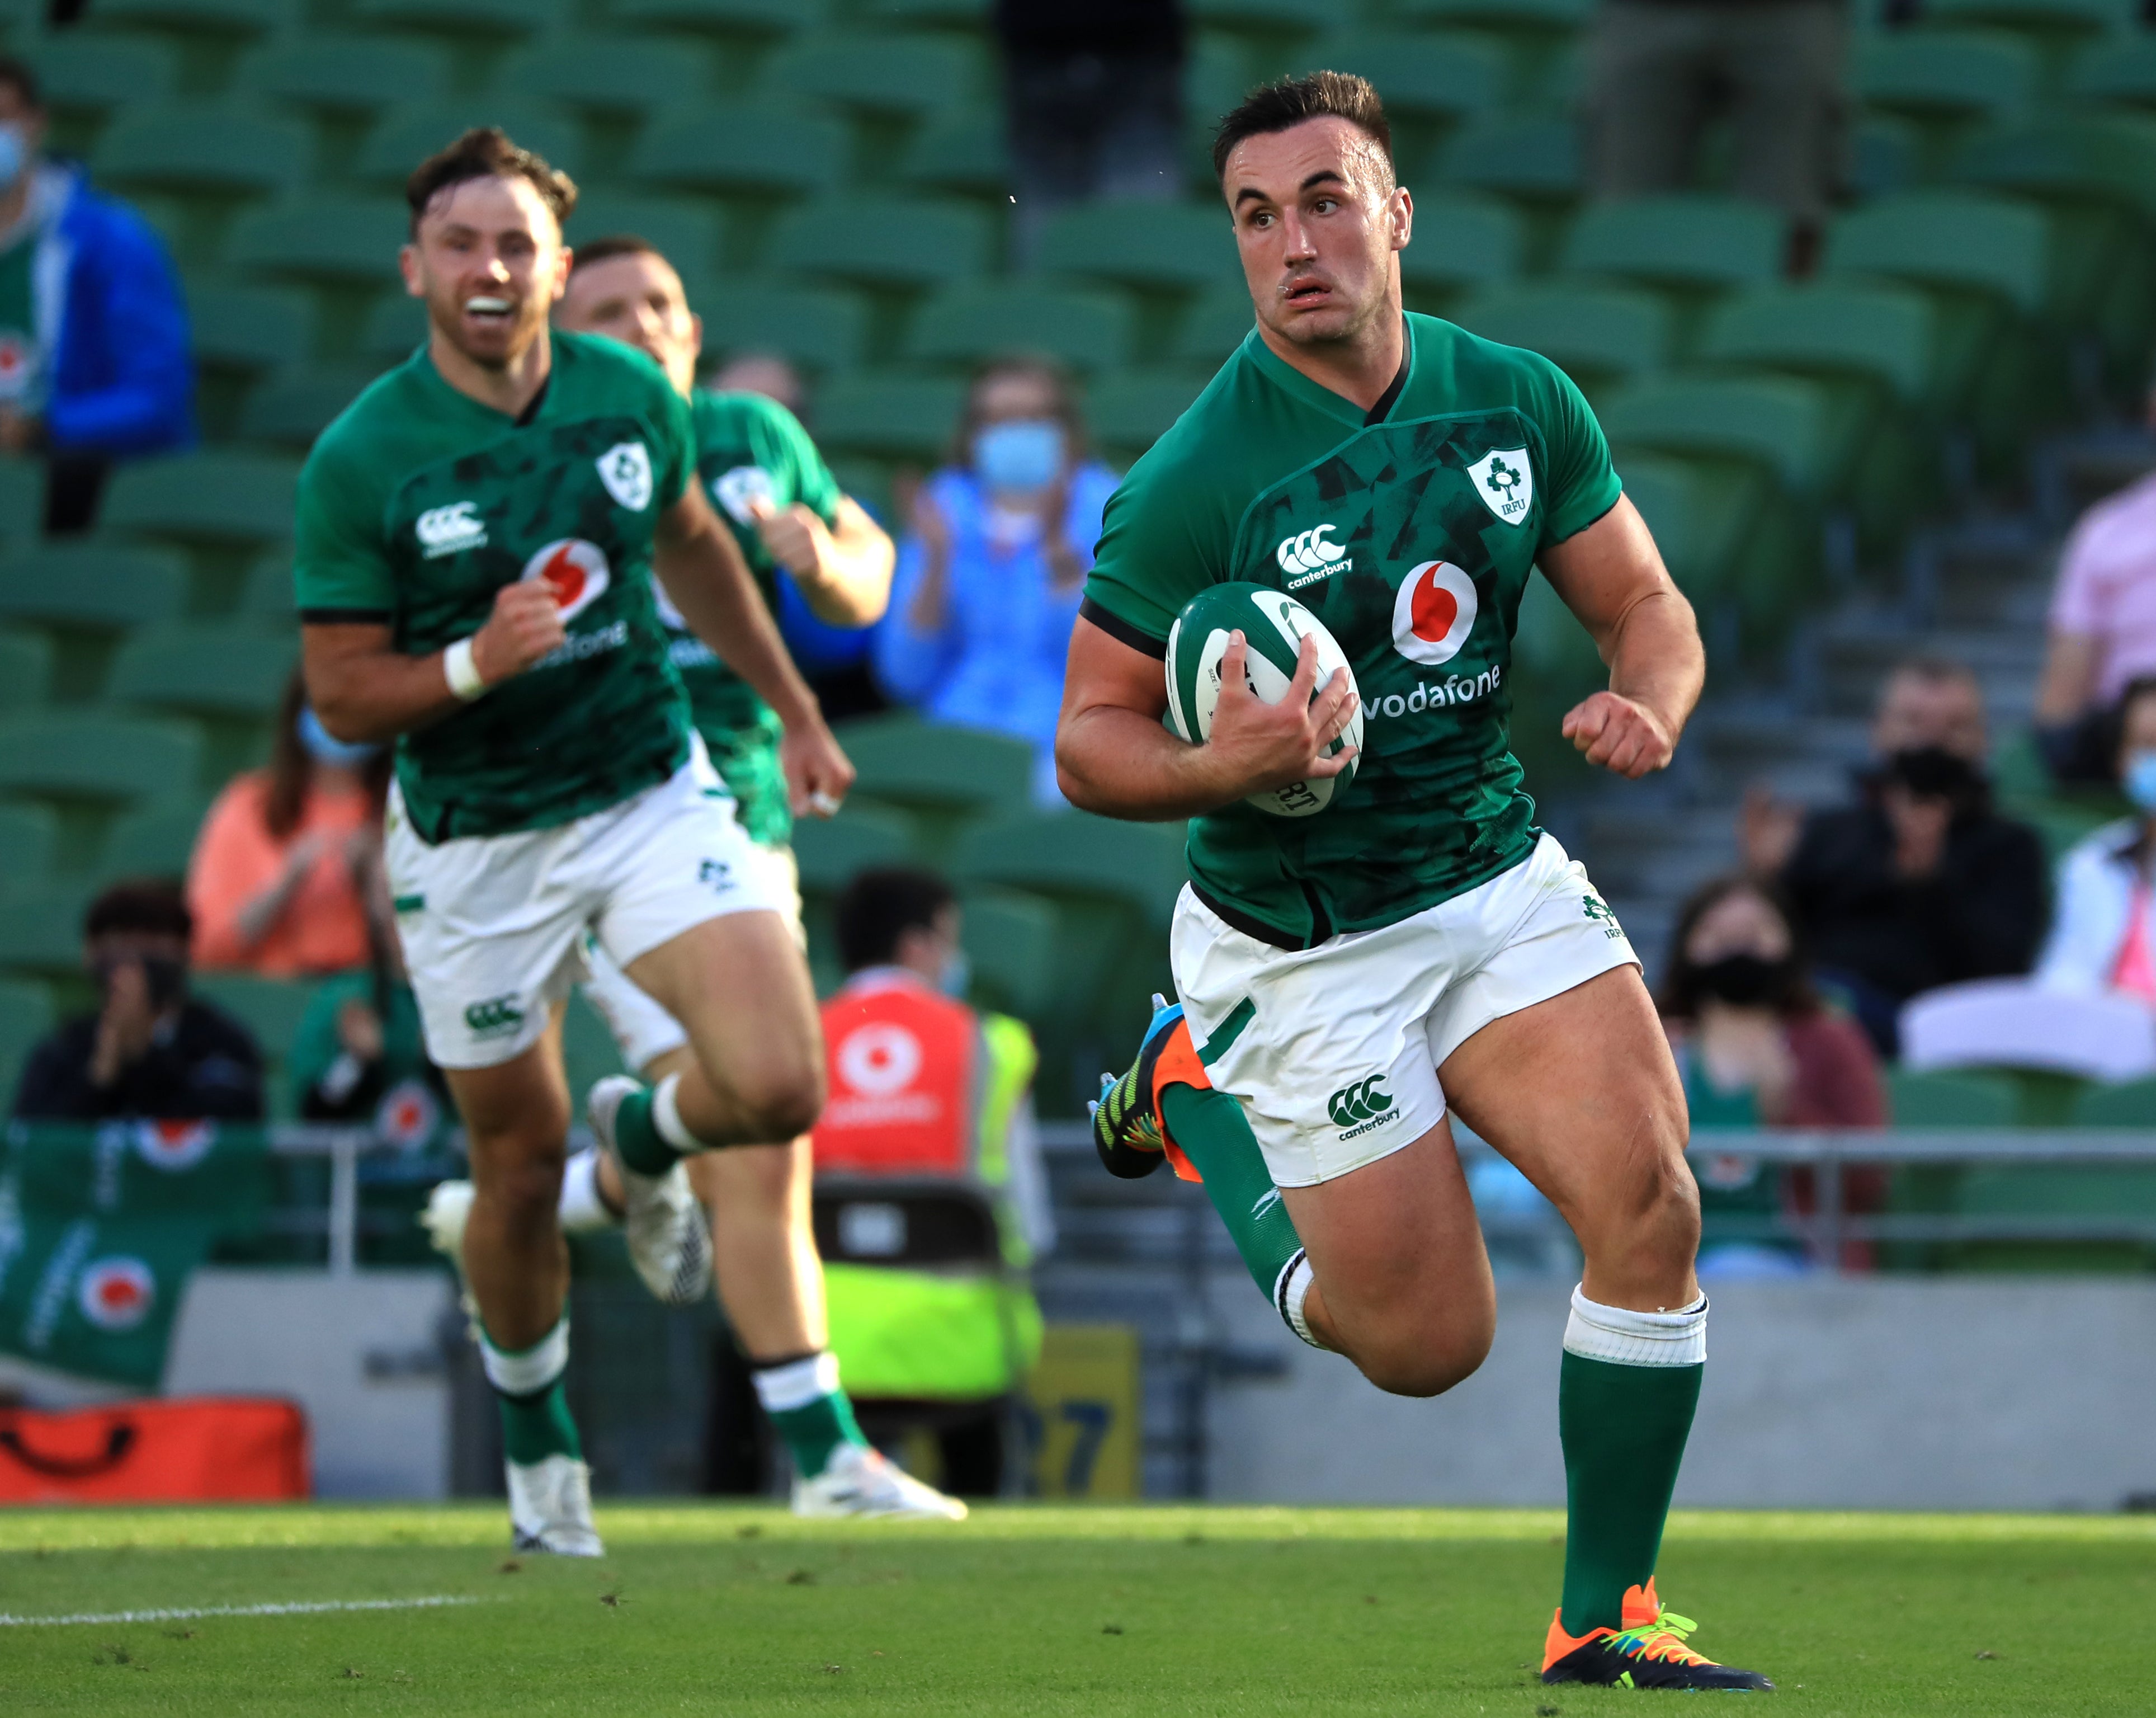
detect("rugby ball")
[1164,582,1362,818]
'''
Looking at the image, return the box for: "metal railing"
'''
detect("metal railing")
[267,1124,446,1278]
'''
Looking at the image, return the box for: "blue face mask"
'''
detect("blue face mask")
[2125,751,2156,813]
[973,419,1063,493]
[938,948,971,1000]
[0,124,26,192]
[298,706,382,769]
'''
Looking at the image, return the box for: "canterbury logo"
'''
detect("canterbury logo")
[1275,523,1346,577]
[463,996,525,1035]
[1327,1076,1393,1128]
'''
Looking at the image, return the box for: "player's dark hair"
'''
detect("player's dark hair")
[836,868,956,975]
[568,234,665,275]
[1656,875,1819,1022]
[1211,70,1393,184]
[0,54,41,111]
[84,879,193,944]
[405,126,577,239]
[949,354,1088,469]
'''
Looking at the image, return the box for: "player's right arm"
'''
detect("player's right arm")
[303,584,567,744]
[1055,618,1356,821]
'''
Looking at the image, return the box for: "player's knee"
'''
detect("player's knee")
[1347,1306,1494,1399]
[472,1135,567,1222]
[729,1061,824,1145]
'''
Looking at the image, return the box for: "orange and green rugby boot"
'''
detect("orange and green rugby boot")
[1541,1579,1774,1692]
[1090,996,1204,1182]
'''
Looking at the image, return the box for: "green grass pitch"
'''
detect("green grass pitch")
[1,1504,2150,1714]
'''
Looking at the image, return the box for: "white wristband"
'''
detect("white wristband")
[442,636,488,702]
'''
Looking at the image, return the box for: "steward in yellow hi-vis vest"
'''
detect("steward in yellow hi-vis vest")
[812,870,1051,1490]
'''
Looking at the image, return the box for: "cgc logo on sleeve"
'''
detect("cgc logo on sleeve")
[521,539,612,622]
[1391,561,1479,666]
[597,441,654,511]
[416,500,486,558]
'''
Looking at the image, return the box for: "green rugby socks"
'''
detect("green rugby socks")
[752,1350,867,1480]
[1159,1084,1320,1344]
[611,1074,700,1176]
[480,1319,584,1465]
[1556,1287,1707,1636]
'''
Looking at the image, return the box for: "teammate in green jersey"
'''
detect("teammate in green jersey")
[446,233,948,1518]
[1064,77,1771,1691]
[296,130,940,1552]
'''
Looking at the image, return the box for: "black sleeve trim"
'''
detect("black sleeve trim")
[298,607,394,625]
[1078,596,1169,660]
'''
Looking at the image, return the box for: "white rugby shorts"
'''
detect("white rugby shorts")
[1169,832,1639,1188]
[386,738,790,1070]
[579,842,803,1074]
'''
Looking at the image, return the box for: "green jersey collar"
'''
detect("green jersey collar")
[412,330,560,426]
[1240,314,1415,429]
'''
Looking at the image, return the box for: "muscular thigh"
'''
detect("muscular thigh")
[444,1006,572,1168]
[625,911,824,1094]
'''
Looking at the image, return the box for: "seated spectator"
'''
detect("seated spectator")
[2036,675,2156,1001]
[187,670,388,978]
[812,866,1051,1496]
[1582,0,1844,274]
[2033,452,2156,785]
[12,881,262,1121]
[0,55,193,534]
[875,357,1119,801]
[1659,874,1886,1272]
[1743,655,2048,1055]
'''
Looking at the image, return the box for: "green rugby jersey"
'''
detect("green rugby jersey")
[659,389,842,848]
[1082,312,1623,947]
[294,330,697,842]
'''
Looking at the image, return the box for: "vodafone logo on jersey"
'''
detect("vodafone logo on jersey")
[78,1257,155,1332]
[1391,561,1479,666]
[521,539,612,622]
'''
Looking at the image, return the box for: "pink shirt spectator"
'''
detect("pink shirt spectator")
[2050,470,2156,705]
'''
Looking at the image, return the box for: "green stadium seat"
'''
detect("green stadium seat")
[1454,282,1673,401]
[1188,0,1347,30]
[1173,281,1254,366]
[1397,193,1524,308]
[953,809,1186,928]
[1884,1066,2019,1126]
[563,196,728,283]
[90,105,312,201]
[611,0,825,37]
[1036,200,1238,294]
[0,978,56,1103]
[1851,115,1922,201]
[356,100,585,189]
[629,105,849,199]
[2072,1075,2156,1126]
[237,365,379,450]
[1700,282,1938,407]
[234,36,452,116]
[1560,194,1785,300]
[101,451,302,554]
[839,717,1036,854]
[1853,30,2038,174]
[347,0,567,39]
[1397,0,1591,31]
[1088,371,1210,457]
[870,0,987,21]
[1825,190,2049,318]
[768,30,990,116]
[699,281,870,374]
[0,630,54,714]
[192,972,314,1061]
[901,107,1009,199]
[237,549,295,628]
[1436,116,1582,211]
[98,795,218,883]
[0,803,59,879]
[499,36,709,114]
[1620,451,1771,608]
[957,886,1059,1022]
[358,294,428,365]
[1601,375,1844,502]
[189,283,314,375]
[905,283,1137,373]
[229,198,410,287]
[0,714,204,804]
[0,459,39,547]
[2069,32,2156,110]
[1309,31,1513,124]
[1915,0,2130,82]
[769,197,993,290]
[0,544,187,634]
[791,803,918,895]
[814,374,967,461]
[107,623,298,721]
[0,882,96,978]
[22,36,178,137]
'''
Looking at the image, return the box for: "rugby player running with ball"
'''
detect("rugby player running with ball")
[298,130,953,1554]
[1067,77,1771,1690]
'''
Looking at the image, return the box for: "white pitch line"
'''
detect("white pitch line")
[0,1595,484,1628]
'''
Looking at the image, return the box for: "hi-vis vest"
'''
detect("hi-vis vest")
[812,969,1042,1401]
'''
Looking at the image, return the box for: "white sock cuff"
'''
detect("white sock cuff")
[1273,1250,1325,1350]
[652,1072,699,1152]
[1563,1286,1707,1367]
[557,1149,616,1232]
[753,1350,840,1414]
[480,1319,570,1396]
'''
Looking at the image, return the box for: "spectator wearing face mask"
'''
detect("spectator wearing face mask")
[0,54,194,534]
[875,357,1119,801]
[1659,874,1886,1272]
[2035,675,2156,1002]
[186,669,390,978]
[12,881,262,1122]
[1741,655,2049,1055]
